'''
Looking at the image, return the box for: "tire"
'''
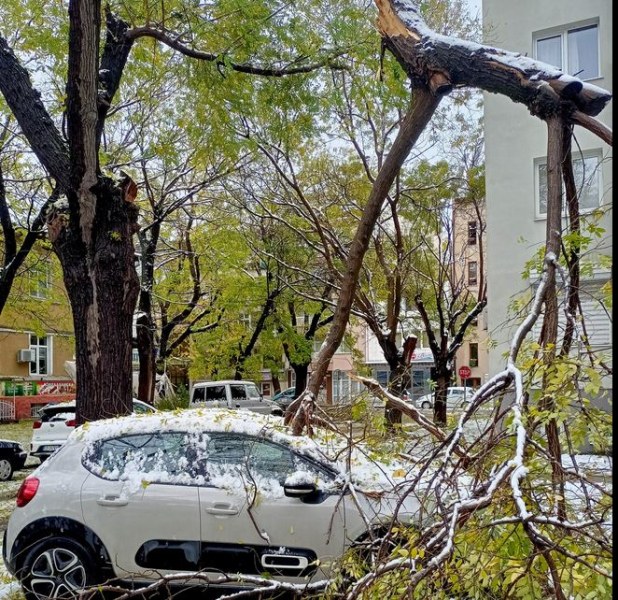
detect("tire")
[421,401,431,409]
[19,536,100,600]
[0,457,14,481]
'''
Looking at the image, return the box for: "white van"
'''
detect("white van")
[189,380,282,415]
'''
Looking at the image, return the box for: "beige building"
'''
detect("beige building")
[483,0,612,377]
[0,253,75,418]
[451,197,489,388]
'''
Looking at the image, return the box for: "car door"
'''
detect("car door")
[447,388,469,407]
[198,433,356,581]
[229,383,270,414]
[80,431,201,580]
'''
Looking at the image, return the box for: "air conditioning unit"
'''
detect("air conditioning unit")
[17,349,34,363]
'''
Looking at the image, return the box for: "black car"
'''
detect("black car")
[0,439,27,481]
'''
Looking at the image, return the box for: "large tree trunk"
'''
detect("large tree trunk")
[55,179,140,423]
[292,363,309,397]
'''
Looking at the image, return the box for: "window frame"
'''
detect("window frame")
[533,20,600,81]
[28,262,51,299]
[467,261,478,286]
[29,334,52,376]
[534,149,604,220]
[467,221,478,245]
[469,342,479,368]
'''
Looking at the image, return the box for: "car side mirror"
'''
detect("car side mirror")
[283,481,317,499]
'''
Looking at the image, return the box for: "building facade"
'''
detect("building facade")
[451,197,490,388]
[0,254,76,419]
[482,0,612,378]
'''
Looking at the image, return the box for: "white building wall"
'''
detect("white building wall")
[482,0,612,375]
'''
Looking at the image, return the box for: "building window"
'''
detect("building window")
[467,221,478,245]
[535,150,602,218]
[29,262,50,299]
[29,335,52,376]
[534,23,599,80]
[468,261,478,286]
[469,343,479,368]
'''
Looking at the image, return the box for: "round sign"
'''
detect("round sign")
[458,365,472,379]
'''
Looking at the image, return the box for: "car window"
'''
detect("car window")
[245,384,261,399]
[229,385,248,400]
[205,385,226,401]
[83,432,208,485]
[132,401,155,414]
[49,412,75,422]
[206,434,333,489]
[40,406,75,422]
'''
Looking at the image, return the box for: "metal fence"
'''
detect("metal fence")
[0,399,16,421]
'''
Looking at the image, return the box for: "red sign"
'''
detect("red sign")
[458,366,472,379]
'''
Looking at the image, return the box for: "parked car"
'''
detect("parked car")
[30,398,156,463]
[190,380,282,415]
[271,386,297,409]
[5,409,423,598]
[415,386,474,409]
[0,440,27,481]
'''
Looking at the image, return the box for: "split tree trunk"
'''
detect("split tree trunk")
[55,180,140,423]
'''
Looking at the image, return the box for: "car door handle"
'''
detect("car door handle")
[96,495,128,507]
[205,503,239,515]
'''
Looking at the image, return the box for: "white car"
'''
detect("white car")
[29,398,156,462]
[6,409,422,598]
[415,386,474,409]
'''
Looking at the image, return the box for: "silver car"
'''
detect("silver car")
[4,409,422,598]
[415,386,474,409]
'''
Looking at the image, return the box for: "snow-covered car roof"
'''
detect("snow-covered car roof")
[70,408,414,492]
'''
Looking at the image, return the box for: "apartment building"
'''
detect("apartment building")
[452,197,489,388]
[0,254,75,419]
[483,0,612,378]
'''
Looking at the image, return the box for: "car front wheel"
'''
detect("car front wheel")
[0,457,14,481]
[20,537,99,600]
[421,401,431,409]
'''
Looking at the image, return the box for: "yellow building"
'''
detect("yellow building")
[0,251,75,419]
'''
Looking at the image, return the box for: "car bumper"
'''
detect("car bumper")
[30,443,63,459]
[14,451,27,470]
[2,528,15,576]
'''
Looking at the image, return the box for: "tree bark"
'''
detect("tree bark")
[538,115,566,520]
[55,178,140,423]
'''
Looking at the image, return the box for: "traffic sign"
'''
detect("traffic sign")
[458,365,472,379]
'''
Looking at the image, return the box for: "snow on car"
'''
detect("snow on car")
[5,408,425,598]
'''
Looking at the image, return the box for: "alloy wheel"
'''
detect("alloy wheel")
[28,547,87,599]
[0,458,13,481]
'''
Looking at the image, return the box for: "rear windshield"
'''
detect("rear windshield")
[40,406,75,422]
